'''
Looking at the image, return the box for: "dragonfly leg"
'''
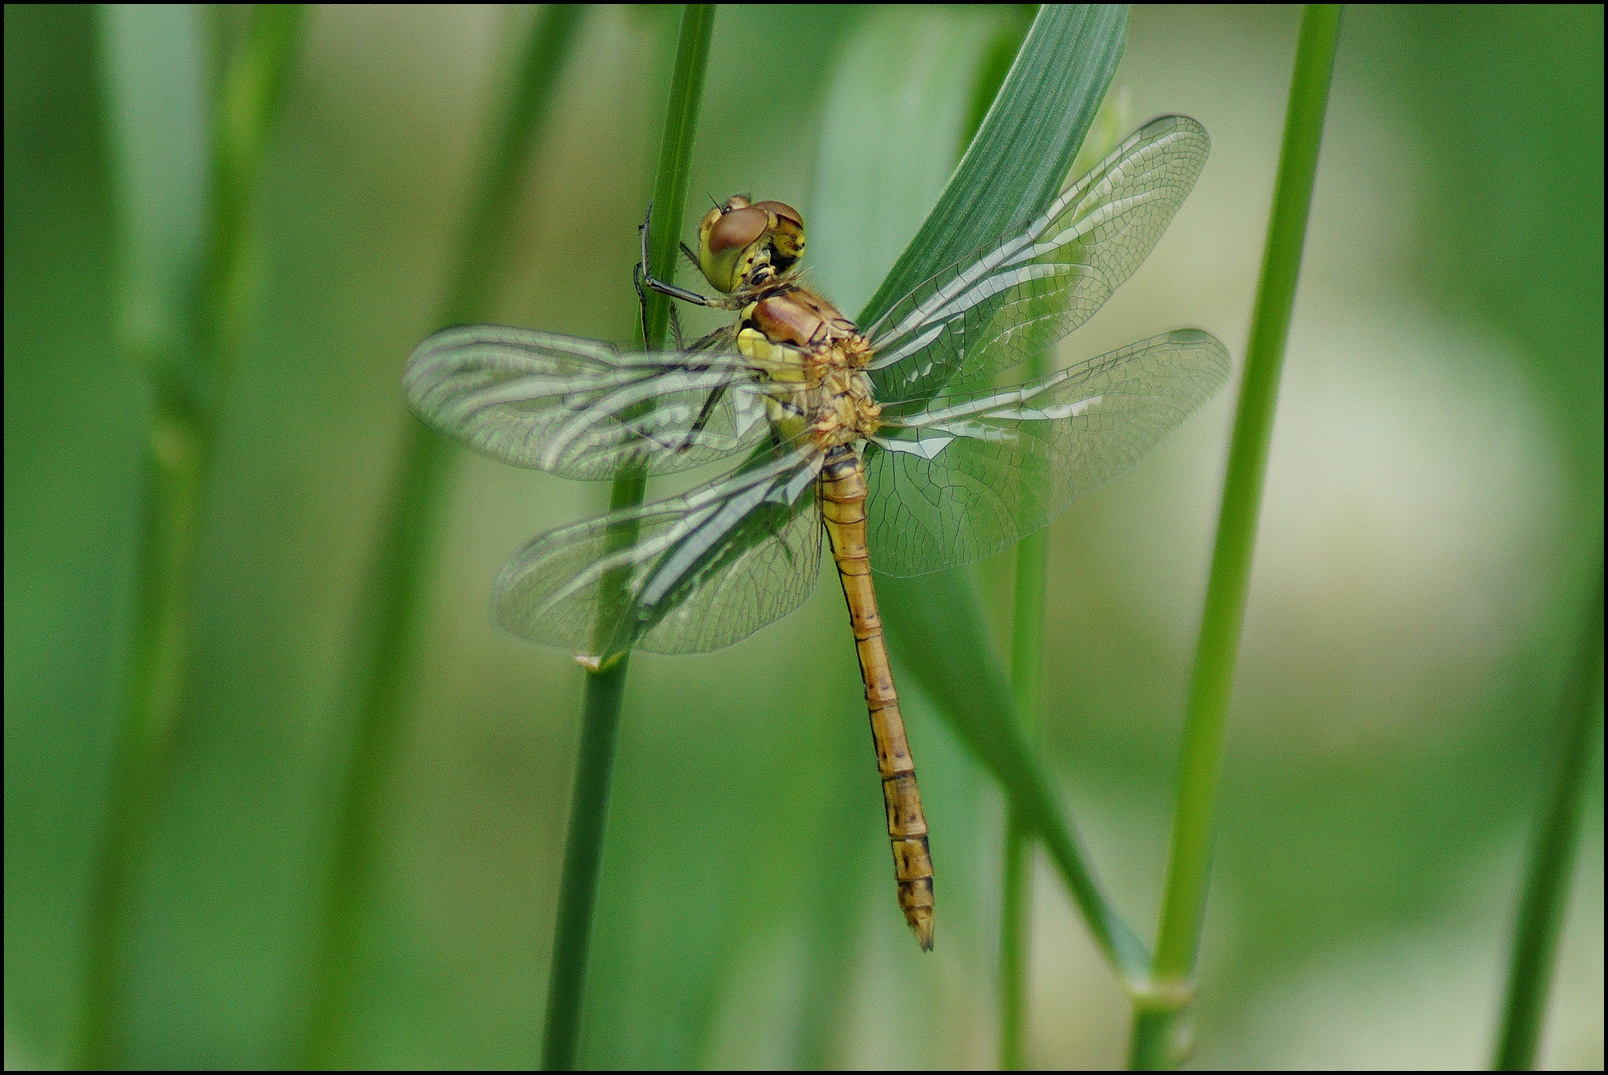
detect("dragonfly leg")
[632,261,652,347]
[637,200,716,311]
[668,301,685,351]
[675,383,728,453]
[686,325,734,353]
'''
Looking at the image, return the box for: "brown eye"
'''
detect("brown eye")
[753,200,806,264]
[706,206,768,255]
[752,200,802,228]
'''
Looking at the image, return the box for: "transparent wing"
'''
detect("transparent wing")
[495,446,825,661]
[865,329,1230,577]
[865,115,1210,404]
[404,323,767,479]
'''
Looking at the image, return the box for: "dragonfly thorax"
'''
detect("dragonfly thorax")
[808,362,882,448]
[735,286,881,449]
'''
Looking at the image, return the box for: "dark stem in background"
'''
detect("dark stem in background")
[79,8,305,1068]
[300,6,581,1067]
[539,7,714,1070]
[1493,560,1603,1071]
[1128,6,1341,1069]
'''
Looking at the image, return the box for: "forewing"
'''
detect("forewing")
[865,115,1210,404]
[405,324,767,479]
[494,447,825,661]
[865,330,1229,576]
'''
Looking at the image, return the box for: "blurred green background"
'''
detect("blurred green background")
[5,4,1601,1068]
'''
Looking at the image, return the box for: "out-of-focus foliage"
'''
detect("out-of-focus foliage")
[5,5,1600,1068]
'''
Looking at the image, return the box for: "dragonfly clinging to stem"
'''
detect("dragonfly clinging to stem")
[405,114,1230,951]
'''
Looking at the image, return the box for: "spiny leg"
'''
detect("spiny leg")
[636,199,715,317]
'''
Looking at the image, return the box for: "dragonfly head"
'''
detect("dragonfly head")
[697,195,806,294]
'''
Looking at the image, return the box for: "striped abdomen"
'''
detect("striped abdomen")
[819,444,935,950]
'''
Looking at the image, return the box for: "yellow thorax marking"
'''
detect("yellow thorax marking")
[736,308,882,450]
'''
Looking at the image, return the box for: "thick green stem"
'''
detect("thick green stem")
[999,362,1054,1068]
[76,393,208,1070]
[299,7,582,1067]
[999,522,1050,1071]
[539,8,714,1069]
[539,599,635,1073]
[1492,562,1603,1070]
[201,4,306,386]
[80,8,304,1067]
[637,8,713,355]
[998,806,1033,1070]
[998,610,1041,1066]
[1129,6,1341,1069]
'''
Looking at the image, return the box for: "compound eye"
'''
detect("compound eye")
[751,200,802,228]
[706,206,768,255]
[751,200,805,265]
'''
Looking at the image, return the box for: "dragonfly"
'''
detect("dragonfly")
[405,114,1229,951]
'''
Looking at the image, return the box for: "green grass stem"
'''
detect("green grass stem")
[999,333,1057,1070]
[998,526,1048,1070]
[540,7,714,1069]
[1128,6,1341,1069]
[996,91,1129,1064]
[998,804,1034,1069]
[80,9,304,1067]
[299,7,583,1067]
[539,582,635,1072]
[201,4,306,384]
[1492,560,1603,1070]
